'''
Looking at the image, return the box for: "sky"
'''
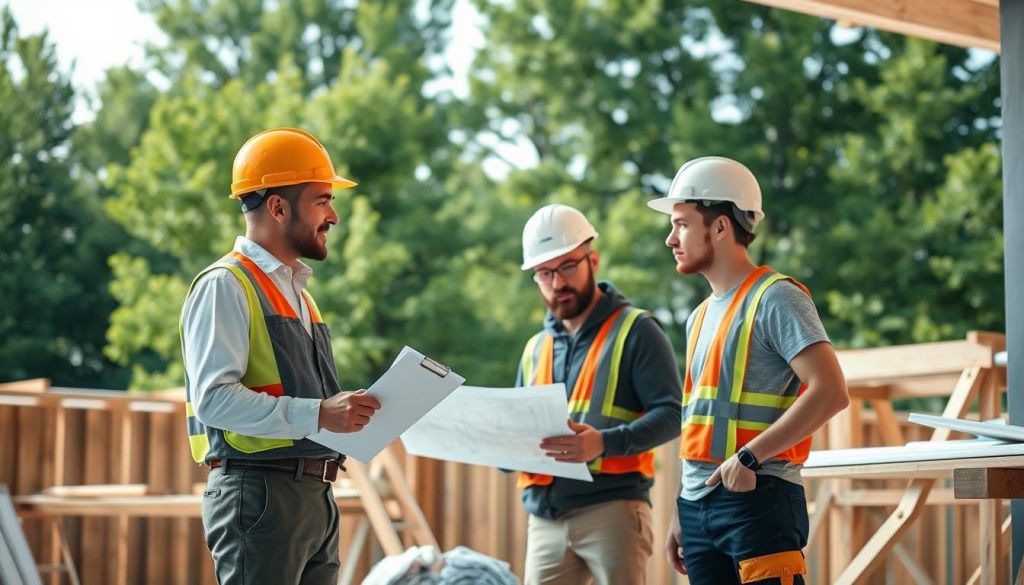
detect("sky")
[5,0,164,116]
[3,0,486,122]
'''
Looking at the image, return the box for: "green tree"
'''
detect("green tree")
[101,0,512,390]
[0,8,130,387]
[463,0,1003,352]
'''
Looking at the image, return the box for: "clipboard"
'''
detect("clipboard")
[310,346,465,462]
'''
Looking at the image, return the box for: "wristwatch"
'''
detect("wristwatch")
[736,446,761,471]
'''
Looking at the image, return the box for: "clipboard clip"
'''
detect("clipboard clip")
[420,356,451,378]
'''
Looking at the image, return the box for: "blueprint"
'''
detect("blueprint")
[400,384,593,482]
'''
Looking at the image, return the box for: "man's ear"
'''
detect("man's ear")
[590,251,600,272]
[265,194,288,223]
[714,216,730,241]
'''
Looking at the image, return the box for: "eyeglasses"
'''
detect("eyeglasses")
[532,254,591,285]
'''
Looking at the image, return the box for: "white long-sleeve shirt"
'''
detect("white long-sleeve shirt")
[181,236,322,439]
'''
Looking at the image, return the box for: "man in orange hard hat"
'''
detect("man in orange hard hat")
[181,128,381,584]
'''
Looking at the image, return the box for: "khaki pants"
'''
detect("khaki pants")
[524,500,653,585]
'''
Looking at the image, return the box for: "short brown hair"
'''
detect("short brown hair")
[694,202,756,247]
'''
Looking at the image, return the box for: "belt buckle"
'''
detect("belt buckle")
[321,460,331,483]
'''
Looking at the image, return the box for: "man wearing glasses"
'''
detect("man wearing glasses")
[515,204,682,585]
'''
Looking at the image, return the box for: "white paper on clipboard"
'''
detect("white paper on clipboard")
[309,346,465,462]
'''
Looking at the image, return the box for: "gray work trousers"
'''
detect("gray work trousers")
[201,465,340,585]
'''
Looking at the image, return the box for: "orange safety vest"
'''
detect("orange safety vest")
[680,265,813,464]
[517,306,655,488]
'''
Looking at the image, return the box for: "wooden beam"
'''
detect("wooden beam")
[0,378,49,393]
[835,339,995,385]
[955,467,1024,499]
[745,0,1000,52]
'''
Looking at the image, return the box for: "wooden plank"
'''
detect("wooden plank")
[835,340,994,384]
[834,487,964,506]
[869,399,905,446]
[146,413,171,585]
[42,407,64,585]
[827,396,861,581]
[0,379,49,393]
[111,410,132,585]
[81,409,110,585]
[954,468,1024,499]
[345,461,403,556]
[443,462,463,550]
[979,498,1004,585]
[744,0,1000,52]
[829,366,986,584]
[169,414,190,585]
[378,449,438,549]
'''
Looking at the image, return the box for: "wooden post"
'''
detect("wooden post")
[831,366,986,584]
[827,395,862,581]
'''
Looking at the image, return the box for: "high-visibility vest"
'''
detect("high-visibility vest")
[680,265,813,464]
[517,306,655,488]
[182,251,340,463]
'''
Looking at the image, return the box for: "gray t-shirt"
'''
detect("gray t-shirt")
[680,278,829,501]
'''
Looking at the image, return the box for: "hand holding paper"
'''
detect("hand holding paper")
[402,384,593,482]
[309,346,464,462]
[317,389,381,433]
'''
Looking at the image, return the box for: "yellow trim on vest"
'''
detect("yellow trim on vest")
[725,273,788,458]
[221,264,281,391]
[189,434,210,463]
[569,399,591,413]
[520,332,544,384]
[738,392,798,408]
[736,420,772,431]
[303,290,323,321]
[607,405,643,422]
[692,386,718,401]
[601,308,644,417]
[215,264,294,454]
[185,402,195,417]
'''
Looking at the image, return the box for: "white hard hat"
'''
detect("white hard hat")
[521,204,598,270]
[647,156,764,232]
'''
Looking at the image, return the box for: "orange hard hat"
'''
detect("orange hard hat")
[229,127,356,198]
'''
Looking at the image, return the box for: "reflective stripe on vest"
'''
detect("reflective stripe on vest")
[516,306,653,489]
[680,265,813,464]
[182,252,324,463]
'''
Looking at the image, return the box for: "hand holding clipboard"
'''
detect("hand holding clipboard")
[310,346,465,462]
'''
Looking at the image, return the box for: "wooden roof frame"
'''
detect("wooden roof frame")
[745,0,1001,52]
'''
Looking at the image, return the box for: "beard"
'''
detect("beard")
[544,264,597,320]
[285,212,330,261]
[676,233,714,275]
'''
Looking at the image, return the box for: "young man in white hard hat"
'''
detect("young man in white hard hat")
[181,128,382,584]
[648,157,849,584]
[515,203,682,585]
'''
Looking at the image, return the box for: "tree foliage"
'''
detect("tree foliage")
[0,1,1005,391]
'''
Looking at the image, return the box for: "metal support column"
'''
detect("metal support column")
[1003,0,1024,577]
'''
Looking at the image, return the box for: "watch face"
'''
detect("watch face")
[738,449,755,468]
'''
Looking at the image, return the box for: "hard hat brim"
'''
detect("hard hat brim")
[647,196,689,215]
[229,175,357,199]
[520,239,595,271]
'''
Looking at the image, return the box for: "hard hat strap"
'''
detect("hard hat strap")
[240,189,269,213]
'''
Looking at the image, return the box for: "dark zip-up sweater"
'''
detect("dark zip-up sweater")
[515,281,682,519]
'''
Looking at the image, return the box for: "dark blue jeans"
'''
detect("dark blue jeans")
[677,475,809,585]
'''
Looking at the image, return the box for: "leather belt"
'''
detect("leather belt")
[210,457,345,483]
